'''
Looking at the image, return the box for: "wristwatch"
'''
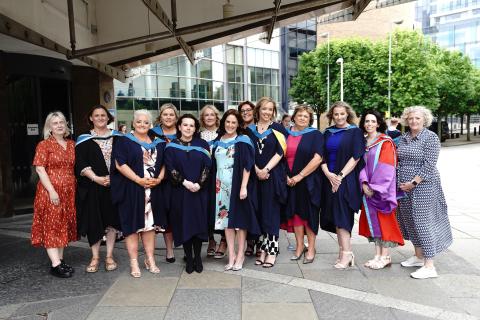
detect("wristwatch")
[338,172,344,177]
[411,180,418,186]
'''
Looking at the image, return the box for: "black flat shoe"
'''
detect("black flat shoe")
[60,260,74,273]
[185,261,194,274]
[50,265,72,278]
[166,256,176,263]
[194,259,203,273]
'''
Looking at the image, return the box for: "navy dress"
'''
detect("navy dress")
[282,129,324,235]
[210,135,261,236]
[246,122,288,238]
[164,138,212,246]
[110,135,166,236]
[320,126,365,234]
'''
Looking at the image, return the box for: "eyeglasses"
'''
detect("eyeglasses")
[241,109,253,114]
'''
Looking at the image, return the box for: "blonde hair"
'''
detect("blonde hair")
[292,105,314,127]
[133,109,153,125]
[401,106,433,127]
[199,104,220,129]
[43,111,71,140]
[254,97,278,122]
[155,103,179,125]
[326,101,358,125]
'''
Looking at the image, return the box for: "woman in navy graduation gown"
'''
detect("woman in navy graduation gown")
[246,97,287,268]
[280,105,323,264]
[111,109,166,278]
[75,105,123,273]
[210,109,260,271]
[150,103,179,263]
[320,101,365,269]
[164,114,212,274]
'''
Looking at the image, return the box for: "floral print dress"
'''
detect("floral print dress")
[214,137,236,231]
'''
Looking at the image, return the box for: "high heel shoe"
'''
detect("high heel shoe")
[233,257,244,271]
[130,258,141,278]
[290,247,307,261]
[144,256,160,274]
[334,251,355,269]
[335,247,343,264]
[303,249,316,264]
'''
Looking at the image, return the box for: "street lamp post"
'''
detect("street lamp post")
[336,57,344,102]
[388,19,403,118]
[320,32,330,109]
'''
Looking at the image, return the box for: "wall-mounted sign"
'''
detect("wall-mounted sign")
[27,124,39,136]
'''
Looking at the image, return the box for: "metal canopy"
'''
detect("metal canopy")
[0,0,375,82]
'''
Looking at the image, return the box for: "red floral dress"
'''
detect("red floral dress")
[31,137,77,248]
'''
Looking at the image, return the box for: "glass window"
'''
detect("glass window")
[248,85,255,101]
[115,80,129,97]
[134,98,158,110]
[255,49,263,67]
[211,45,224,62]
[158,76,179,98]
[264,50,272,68]
[247,47,256,66]
[248,67,256,83]
[235,65,244,82]
[132,77,146,97]
[256,85,265,98]
[197,59,212,79]
[228,83,244,101]
[179,57,196,77]
[271,86,279,102]
[226,45,235,64]
[181,100,198,112]
[157,57,178,76]
[227,64,235,82]
[198,79,212,99]
[271,69,279,85]
[235,46,244,64]
[263,68,272,85]
[271,51,279,69]
[144,76,157,97]
[212,62,224,82]
[213,81,224,100]
[255,67,264,84]
[116,98,134,110]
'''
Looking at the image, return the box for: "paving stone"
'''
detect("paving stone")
[12,295,100,319]
[433,274,480,299]
[87,307,167,320]
[98,277,178,307]
[302,269,377,293]
[243,262,303,278]
[389,309,436,320]
[433,251,480,275]
[242,303,318,320]
[0,303,24,318]
[242,277,311,303]
[165,289,240,320]
[310,291,399,320]
[446,298,480,318]
[368,277,463,312]
[177,270,241,289]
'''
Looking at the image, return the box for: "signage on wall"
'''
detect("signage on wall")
[26,124,39,136]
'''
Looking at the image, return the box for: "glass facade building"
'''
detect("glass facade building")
[280,19,317,112]
[114,31,281,127]
[416,0,480,66]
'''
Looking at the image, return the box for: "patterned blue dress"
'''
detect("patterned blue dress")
[396,128,452,258]
[214,137,236,230]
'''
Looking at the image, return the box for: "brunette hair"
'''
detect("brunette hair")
[326,101,358,125]
[291,105,314,127]
[254,97,278,122]
[359,109,387,134]
[218,109,245,137]
[237,101,255,113]
[86,104,114,127]
[175,114,201,139]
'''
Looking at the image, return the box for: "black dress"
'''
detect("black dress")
[75,132,121,246]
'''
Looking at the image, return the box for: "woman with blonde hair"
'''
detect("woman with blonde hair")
[32,111,77,278]
[151,103,179,263]
[320,101,365,269]
[396,106,452,279]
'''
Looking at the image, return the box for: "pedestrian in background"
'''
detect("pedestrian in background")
[320,101,365,269]
[358,110,404,270]
[396,106,452,279]
[32,111,77,278]
[75,105,123,273]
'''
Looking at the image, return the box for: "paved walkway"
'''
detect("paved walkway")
[1,144,479,320]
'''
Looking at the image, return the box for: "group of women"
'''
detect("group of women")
[31,98,452,280]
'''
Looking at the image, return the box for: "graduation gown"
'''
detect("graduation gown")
[320,125,365,234]
[110,134,166,236]
[282,128,324,235]
[164,137,212,246]
[209,135,261,236]
[246,122,288,237]
[75,131,122,246]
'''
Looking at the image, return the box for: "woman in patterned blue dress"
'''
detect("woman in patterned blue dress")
[211,109,260,271]
[397,106,452,279]
[246,97,288,268]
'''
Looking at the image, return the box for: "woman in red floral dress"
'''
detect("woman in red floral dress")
[32,111,78,278]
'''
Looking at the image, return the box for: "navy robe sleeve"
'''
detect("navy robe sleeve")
[342,128,365,212]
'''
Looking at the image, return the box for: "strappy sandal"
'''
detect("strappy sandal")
[364,255,380,268]
[86,257,100,273]
[255,251,266,265]
[130,258,141,278]
[334,251,355,270]
[144,256,160,274]
[369,256,392,270]
[245,241,255,257]
[207,239,217,257]
[105,256,118,271]
[262,254,277,268]
[214,238,227,259]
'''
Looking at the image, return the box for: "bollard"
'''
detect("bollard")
[451,133,455,139]
[455,133,459,138]
[475,127,477,136]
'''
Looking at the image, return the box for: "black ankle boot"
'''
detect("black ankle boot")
[50,264,72,278]
[193,237,203,273]
[60,260,74,273]
[194,256,203,273]
[183,240,194,274]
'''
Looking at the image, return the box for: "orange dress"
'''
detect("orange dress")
[32,137,77,248]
